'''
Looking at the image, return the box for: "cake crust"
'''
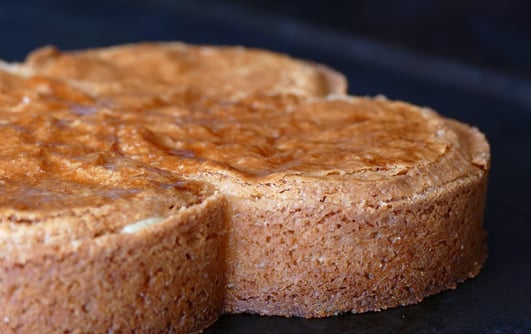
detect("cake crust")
[111,94,489,317]
[20,42,347,100]
[0,193,227,333]
[0,43,490,331]
[0,68,229,332]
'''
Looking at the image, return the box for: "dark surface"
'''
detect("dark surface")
[0,1,530,333]
[186,0,531,80]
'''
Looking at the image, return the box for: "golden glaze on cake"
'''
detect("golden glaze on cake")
[0,43,490,331]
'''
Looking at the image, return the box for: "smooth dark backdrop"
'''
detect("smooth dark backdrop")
[185,0,531,79]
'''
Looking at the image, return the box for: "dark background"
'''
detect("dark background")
[3,0,531,79]
[0,1,530,333]
[191,0,531,80]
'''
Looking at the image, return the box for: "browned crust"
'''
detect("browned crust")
[0,42,491,331]
[307,61,348,95]
[0,194,228,333]
[212,107,490,317]
[221,172,488,317]
[19,42,347,99]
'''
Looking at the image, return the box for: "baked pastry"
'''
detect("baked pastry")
[0,70,227,333]
[0,155,226,333]
[0,43,490,332]
[114,93,490,317]
[13,42,347,101]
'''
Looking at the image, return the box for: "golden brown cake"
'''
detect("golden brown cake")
[114,94,490,317]
[0,42,490,332]
[0,70,227,333]
[0,157,226,333]
[14,42,347,102]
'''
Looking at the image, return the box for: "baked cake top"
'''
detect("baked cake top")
[113,93,490,186]
[0,43,490,244]
[19,42,347,100]
[0,70,214,249]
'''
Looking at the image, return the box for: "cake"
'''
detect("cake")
[15,42,347,101]
[0,43,490,332]
[0,69,227,333]
[114,93,490,317]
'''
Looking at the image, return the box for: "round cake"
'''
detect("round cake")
[114,93,490,317]
[0,43,490,332]
[0,69,227,333]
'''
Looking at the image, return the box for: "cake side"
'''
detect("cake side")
[0,150,228,333]
[216,104,490,316]
[219,170,488,317]
[0,192,227,333]
[113,93,490,317]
